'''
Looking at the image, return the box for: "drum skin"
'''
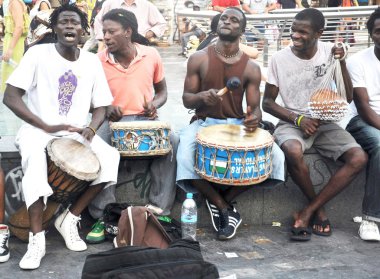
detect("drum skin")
[111,121,172,157]
[195,125,274,186]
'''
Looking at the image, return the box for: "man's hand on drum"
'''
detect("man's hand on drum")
[200,89,222,106]
[43,124,78,134]
[143,101,158,120]
[107,105,123,122]
[299,117,320,137]
[244,106,259,133]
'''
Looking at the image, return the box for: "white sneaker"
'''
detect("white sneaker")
[358,220,380,241]
[55,209,87,251]
[0,224,10,263]
[19,231,46,270]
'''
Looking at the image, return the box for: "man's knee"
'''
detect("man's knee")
[344,147,368,170]
[281,140,304,164]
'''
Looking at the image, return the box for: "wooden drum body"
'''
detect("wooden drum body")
[110,121,172,157]
[195,125,274,186]
[46,138,100,204]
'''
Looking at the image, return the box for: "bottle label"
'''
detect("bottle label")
[181,215,197,223]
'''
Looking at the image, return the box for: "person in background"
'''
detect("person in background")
[1,0,29,93]
[93,0,167,52]
[179,17,205,57]
[211,0,240,12]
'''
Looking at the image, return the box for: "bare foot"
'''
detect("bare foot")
[312,208,331,235]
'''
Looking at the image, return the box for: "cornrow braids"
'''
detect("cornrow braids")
[49,4,89,34]
[102,9,150,46]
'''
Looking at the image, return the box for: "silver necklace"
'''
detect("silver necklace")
[214,46,240,58]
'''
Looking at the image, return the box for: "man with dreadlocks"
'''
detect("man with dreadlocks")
[3,4,119,269]
[85,9,178,243]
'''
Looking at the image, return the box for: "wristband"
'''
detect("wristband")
[86,126,96,135]
[297,115,304,127]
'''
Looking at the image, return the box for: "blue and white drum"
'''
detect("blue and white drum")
[110,121,172,157]
[195,125,273,186]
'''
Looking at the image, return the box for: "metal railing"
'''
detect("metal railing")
[175,8,375,66]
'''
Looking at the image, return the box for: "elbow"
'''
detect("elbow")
[262,98,271,113]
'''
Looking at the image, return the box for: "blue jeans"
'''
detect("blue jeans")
[347,115,380,222]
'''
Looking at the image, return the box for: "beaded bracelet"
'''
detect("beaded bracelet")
[86,126,96,135]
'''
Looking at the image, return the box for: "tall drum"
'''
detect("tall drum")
[46,138,100,203]
[195,125,274,186]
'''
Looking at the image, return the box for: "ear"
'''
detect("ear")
[316,28,324,38]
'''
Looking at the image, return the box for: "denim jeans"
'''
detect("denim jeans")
[346,115,380,222]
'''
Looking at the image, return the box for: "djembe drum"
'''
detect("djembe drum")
[195,125,274,186]
[46,138,100,203]
[110,121,172,157]
[9,138,100,241]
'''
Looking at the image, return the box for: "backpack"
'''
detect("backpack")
[81,239,219,279]
[114,206,172,249]
[102,203,182,241]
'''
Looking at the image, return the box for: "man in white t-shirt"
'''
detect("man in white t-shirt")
[263,8,367,241]
[242,0,276,14]
[3,4,119,270]
[346,7,380,242]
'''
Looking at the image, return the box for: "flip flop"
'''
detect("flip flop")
[312,218,332,237]
[290,227,312,241]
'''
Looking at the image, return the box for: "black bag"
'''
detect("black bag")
[103,203,130,239]
[82,239,219,279]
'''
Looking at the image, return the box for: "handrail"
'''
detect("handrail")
[270,5,379,13]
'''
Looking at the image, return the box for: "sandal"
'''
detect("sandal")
[312,218,332,237]
[290,226,312,241]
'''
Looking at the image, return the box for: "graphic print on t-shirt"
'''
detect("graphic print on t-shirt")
[58,70,78,116]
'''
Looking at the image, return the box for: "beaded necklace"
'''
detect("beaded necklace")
[214,46,240,58]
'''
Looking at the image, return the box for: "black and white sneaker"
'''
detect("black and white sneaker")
[205,199,220,232]
[0,224,10,263]
[218,207,242,240]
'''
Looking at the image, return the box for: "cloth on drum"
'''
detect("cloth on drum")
[176,117,285,193]
[14,124,120,210]
[274,120,360,161]
[89,115,179,218]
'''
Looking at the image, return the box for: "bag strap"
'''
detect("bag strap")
[127,206,134,246]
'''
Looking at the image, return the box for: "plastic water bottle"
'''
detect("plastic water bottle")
[181,193,197,240]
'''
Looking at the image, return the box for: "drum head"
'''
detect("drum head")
[46,138,100,181]
[111,121,171,130]
[196,125,273,149]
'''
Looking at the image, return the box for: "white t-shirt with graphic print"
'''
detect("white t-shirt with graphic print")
[267,41,334,117]
[7,44,113,134]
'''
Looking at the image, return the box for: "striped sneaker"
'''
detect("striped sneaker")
[218,207,242,240]
[205,199,220,232]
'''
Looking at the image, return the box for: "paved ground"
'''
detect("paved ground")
[2,216,380,278]
[1,45,380,278]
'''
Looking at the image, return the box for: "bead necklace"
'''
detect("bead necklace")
[214,46,240,58]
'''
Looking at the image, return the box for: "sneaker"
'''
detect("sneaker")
[86,219,105,244]
[0,225,10,263]
[358,220,380,241]
[19,231,46,270]
[205,199,220,232]
[218,207,242,241]
[55,208,87,251]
